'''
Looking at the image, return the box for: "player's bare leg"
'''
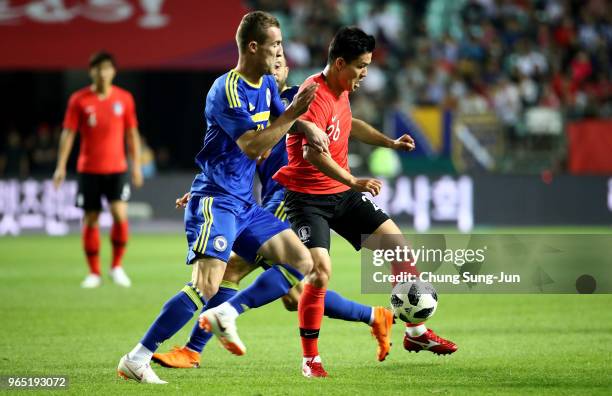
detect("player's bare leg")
[81,210,102,288]
[109,200,131,287]
[191,257,227,301]
[153,253,257,368]
[364,219,458,355]
[199,229,313,356]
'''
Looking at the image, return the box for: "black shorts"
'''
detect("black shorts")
[76,172,130,211]
[284,189,390,251]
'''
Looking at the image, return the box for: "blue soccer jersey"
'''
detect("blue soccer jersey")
[190,70,285,203]
[256,85,299,206]
[183,70,288,264]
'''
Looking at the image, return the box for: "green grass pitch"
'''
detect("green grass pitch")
[0,232,611,395]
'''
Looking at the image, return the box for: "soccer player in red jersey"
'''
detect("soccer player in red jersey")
[274,27,457,377]
[53,51,143,289]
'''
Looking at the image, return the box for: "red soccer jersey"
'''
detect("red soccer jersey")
[274,73,352,194]
[63,85,137,174]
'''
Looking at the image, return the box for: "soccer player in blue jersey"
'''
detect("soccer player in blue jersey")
[150,55,394,370]
[117,11,320,384]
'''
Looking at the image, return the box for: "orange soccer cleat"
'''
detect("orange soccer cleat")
[370,306,394,361]
[152,346,201,368]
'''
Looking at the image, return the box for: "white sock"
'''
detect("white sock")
[303,355,321,364]
[368,307,375,326]
[127,343,153,364]
[405,324,427,337]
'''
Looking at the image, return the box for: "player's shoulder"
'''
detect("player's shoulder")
[111,85,134,100]
[302,73,323,86]
[263,74,277,88]
[280,85,299,105]
[69,86,92,101]
[209,70,242,109]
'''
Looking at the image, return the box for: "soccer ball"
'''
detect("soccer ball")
[390,280,438,324]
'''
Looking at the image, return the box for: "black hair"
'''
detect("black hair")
[328,26,375,65]
[89,51,116,69]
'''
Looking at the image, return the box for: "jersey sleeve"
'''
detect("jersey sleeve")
[213,79,258,141]
[270,78,285,117]
[299,87,331,131]
[124,92,138,129]
[62,93,80,132]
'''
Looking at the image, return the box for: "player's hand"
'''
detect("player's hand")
[52,168,66,190]
[304,125,330,155]
[286,83,318,119]
[351,177,383,196]
[257,149,272,165]
[131,168,144,188]
[391,134,415,152]
[175,192,190,209]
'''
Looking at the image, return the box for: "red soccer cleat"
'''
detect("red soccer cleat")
[403,328,458,355]
[302,356,328,378]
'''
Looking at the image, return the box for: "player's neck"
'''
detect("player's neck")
[91,83,112,98]
[322,66,344,97]
[234,59,263,86]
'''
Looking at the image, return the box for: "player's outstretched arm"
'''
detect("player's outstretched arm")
[236,83,318,160]
[303,145,382,196]
[126,127,143,188]
[53,128,76,189]
[351,118,415,152]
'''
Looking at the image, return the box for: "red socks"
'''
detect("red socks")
[298,283,326,358]
[83,225,100,275]
[391,260,420,280]
[111,221,129,269]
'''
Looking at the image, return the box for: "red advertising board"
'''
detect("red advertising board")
[568,120,612,175]
[0,0,248,69]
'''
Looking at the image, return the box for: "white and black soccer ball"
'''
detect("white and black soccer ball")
[390,280,438,324]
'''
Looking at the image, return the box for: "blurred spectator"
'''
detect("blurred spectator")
[140,137,157,179]
[570,50,593,88]
[493,77,522,134]
[30,123,58,175]
[0,128,29,178]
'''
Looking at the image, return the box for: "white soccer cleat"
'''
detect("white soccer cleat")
[198,304,246,356]
[117,355,167,384]
[110,267,132,287]
[80,273,101,288]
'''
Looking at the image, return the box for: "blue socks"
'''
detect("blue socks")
[186,285,238,353]
[324,290,372,324]
[140,283,205,352]
[227,264,303,314]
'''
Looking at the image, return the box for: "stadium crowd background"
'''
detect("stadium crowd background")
[1,0,610,178]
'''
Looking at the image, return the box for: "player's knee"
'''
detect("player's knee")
[194,277,219,299]
[83,212,100,227]
[306,264,330,287]
[281,294,298,311]
[291,248,313,277]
